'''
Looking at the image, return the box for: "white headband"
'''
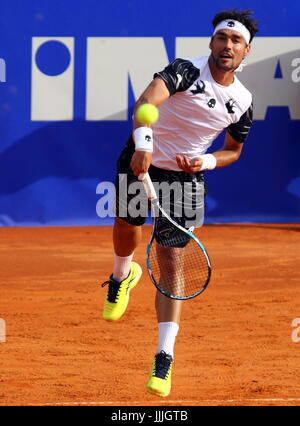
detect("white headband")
[213,19,251,45]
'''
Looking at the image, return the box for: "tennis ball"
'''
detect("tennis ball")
[136,103,159,125]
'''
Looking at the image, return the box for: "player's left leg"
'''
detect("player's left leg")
[146,167,205,397]
[146,294,182,397]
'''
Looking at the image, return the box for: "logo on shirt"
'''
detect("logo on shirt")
[155,218,177,242]
[191,80,206,95]
[176,73,183,89]
[227,21,235,28]
[207,98,216,108]
[225,98,237,114]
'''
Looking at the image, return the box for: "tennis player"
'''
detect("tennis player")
[101,9,258,397]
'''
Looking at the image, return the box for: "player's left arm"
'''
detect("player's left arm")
[176,102,253,172]
[213,101,253,167]
[212,131,244,168]
[176,132,243,172]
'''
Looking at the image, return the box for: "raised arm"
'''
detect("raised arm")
[133,77,170,129]
[130,77,170,176]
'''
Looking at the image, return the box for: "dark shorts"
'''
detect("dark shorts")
[115,136,206,228]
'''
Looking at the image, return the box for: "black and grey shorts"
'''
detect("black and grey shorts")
[115,136,206,229]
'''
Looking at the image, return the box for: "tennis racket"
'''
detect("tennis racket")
[138,172,212,300]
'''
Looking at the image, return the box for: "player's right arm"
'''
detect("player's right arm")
[133,78,170,129]
[130,78,170,177]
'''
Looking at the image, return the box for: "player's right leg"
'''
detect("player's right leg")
[101,136,148,321]
[102,218,143,321]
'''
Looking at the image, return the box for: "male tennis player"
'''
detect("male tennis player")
[101,9,258,397]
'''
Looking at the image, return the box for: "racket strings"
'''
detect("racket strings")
[150,231,210,299]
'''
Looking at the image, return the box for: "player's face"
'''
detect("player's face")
[209,30,251,72]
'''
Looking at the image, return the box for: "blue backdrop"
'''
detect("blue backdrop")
[0,0,299,226]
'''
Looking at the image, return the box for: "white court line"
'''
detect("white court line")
[41,398,300,406]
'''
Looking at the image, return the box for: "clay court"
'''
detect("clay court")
[0,223,299,406]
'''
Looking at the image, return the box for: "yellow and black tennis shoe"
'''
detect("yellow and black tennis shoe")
[146,351,173,397]
[101,262,142,321]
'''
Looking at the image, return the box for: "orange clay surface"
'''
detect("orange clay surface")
[0,224,299,406]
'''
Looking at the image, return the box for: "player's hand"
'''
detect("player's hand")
[176,154,203,173]
[130,151,152,176]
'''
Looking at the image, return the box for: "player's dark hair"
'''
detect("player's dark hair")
[212,9,259,43]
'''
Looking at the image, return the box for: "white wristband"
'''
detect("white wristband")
[199,154,217,171]
[133,127,153,152]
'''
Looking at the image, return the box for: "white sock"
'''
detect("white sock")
[157,322,179,358]
[113,253,133,282]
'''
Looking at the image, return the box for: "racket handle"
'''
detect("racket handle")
[138,172,157,201]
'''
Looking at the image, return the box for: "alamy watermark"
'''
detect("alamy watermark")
[291,318,300,343]
[96,174,204,228]
[0,58,6,82]
[291,58,300,83]
[0,318,6,343]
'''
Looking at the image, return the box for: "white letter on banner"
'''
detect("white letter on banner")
[176,37,300,120]
[86,38,169,121]
[31,37,74,121]
[176,37,211,59]
[291,58,300,83]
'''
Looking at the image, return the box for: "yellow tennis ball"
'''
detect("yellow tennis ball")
[136,103,159,124]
